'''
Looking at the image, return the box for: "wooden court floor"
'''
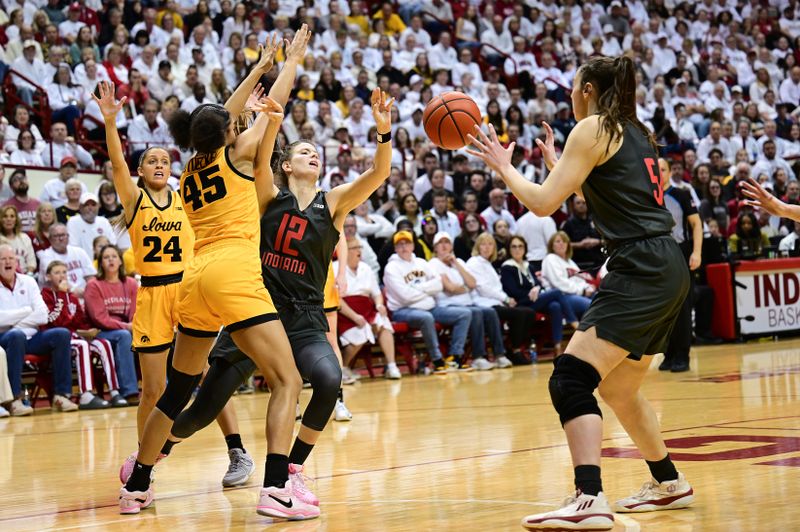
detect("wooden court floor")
[2,339,800,531]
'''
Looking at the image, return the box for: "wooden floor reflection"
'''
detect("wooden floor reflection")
[2,338,800,531]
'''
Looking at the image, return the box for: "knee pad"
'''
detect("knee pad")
[155,367,202,420]
[548,354,602,426]
[303,355,342,431]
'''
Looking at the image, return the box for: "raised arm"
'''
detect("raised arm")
[268,24,310,107]
[224,33,279,118]
[467,120,602,216]
[92,81,139,215]
[252,97,285,214]
[327,89,394,229]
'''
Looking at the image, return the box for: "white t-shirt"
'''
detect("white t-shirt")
[428,257,473,306]
[37,245,96,291]
[67,215,117,258]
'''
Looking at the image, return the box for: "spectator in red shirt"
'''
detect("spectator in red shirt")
[117,69,150,116]
[41,260,128,409]
[84,245,139,403]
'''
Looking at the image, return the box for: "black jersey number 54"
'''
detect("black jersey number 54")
[182,164,227,210]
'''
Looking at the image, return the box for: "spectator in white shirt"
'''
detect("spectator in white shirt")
[41,122,94,169]
[343,214,380,275]
[8,131,44,167]
[127,99,172,155]
[132,45,159,83]
[779,66,800,107]
[4,105,46,154]
[428,31,457,71]
[481,188,517,235]
[428,190,461,239]
[354,200,394,242]
[504,36,538,78]
[74,56,111,95]
[752,139,796,181]
[540,231,594,319]
[180,83,214,114]
[0,244,77,413]
[130,7,170,52]
[10,40,48,106]
[147,60,179,102]
[39,157,88,209]
[730,119,760,163]
[480,15,513,66]
[399,14,432,49]
[58,3,85,45]
[342,98,374,147]
[653,33,677,74]
[46,64,84,136]
[515,210,557,270]
[779,221,800,253]
[696,121,734,165]
[66,193,116,259]
[601,24,622,56]
[36,224,96,295]
[335,236,401,380]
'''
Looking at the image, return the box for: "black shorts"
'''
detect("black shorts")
[578,235,689,359]
[208,307,334,382]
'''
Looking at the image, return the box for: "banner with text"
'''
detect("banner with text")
[737,268,800,334]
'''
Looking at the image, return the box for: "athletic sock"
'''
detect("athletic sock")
[125,461,153,492]
[160,439,178,456]
[574,465,603,496]
[288,438,314,465]
[337,387,344,401]
[263,454,289,488]
[79,391,94,405]
[646,454,679,483]
[225,433,245,453]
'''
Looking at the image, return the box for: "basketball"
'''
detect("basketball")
[423,91,482,151]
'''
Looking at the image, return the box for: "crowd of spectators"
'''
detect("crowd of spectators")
[0,0,799,416]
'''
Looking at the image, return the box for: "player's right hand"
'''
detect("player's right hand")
[91,81,127,121]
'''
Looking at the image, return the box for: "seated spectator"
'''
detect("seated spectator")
[540,232,594,319]
[147,60,179,103]
[117,69,151,116]
[9,131,45,167]
[728,212,769,259]
[97,182,122,219]
[419,170,457,213]
[56,178,84,224]
[383,230,472,374]
[427,189,460,239]
[343,214,380,275]
[500,236,578,357]
[37,224,96,296]
[353,200,393,251]
[481,188,517,234]
[29,203,56,256]
[46,64,84,136]
[466,232,533,365]
[377,221,426,277]
[413,212,438,255]
[779,221,800,254]
[336,236,401,380]
[394,193,422,233]
[493,219,512,267]
[0,245,77,413]
[91,235,135,274]
[67,193,117,258]
[41,260,128,409]
[3,171,40,233]
[561,195,605,271]
[0,205,36,274]
[0,344,16,417]
[126,99,171,159]
[429,232,505,371]
[699,179,730,230]
[454,213,485,262]
[41,123,94,169]
[84,245,139,403]
[11,40,48,106]
[4,105,46,154]
[102,44,129,87]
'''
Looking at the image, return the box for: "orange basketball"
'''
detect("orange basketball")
[423,91,482,151]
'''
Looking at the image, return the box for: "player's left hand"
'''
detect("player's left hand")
[256,33,280,73]
[467,124,515,176]
[251,96,284,123]
[371,88,394,134]
[689,251,701,271]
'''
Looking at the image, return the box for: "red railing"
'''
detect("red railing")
[4,68,52,136]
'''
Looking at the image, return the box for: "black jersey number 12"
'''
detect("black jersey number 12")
[182,164,227,210]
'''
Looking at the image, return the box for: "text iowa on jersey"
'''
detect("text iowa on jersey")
[141,218,183,232]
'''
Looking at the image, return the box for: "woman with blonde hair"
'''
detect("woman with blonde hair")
[541,231,595,318]
[29,202,56,255]
[0,205,36,273]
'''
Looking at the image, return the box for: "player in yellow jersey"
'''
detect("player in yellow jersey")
[118,30,316,521]
[94,81,195,442]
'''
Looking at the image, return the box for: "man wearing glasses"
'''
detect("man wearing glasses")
[36,224,96,296]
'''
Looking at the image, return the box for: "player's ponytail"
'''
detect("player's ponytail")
[580,55,656,153]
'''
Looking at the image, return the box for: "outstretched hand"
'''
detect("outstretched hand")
[256,33,281,73]
[466,124,514,176]
[91,81,127,121]
[285,23,311,62]
[370,88,394,133]
[535,122,558,169]
[741,177,784,217]
[251,96,284,123]
[244,83,265,112]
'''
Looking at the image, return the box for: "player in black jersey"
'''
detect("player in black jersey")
[467,56,695,530]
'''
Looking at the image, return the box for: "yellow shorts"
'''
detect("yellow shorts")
[323,263,339,312]
[176,241,278,337]
[133,281,180,352]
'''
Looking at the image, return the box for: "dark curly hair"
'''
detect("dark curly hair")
[168,104,231,154]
